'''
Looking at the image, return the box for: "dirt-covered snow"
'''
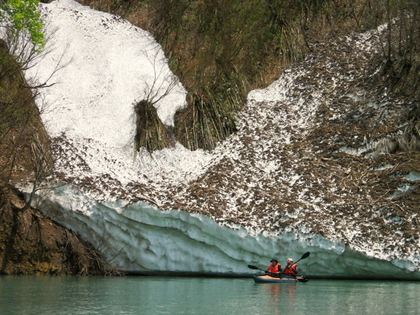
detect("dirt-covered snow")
[26,0,420,272]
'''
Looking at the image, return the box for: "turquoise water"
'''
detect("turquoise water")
[1,276,419,315]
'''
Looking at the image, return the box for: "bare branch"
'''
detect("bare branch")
[142,46,180,106]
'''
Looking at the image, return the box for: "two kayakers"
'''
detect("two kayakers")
[266,257,298,278]
[266,258,282,277]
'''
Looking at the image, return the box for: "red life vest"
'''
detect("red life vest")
[283,263,298,274]
[267,263,281,273]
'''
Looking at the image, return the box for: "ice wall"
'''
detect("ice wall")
[31,186,420,280]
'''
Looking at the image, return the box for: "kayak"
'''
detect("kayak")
[253,275,308,283]
[248,252,311,284]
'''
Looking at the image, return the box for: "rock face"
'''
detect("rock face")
[0,187,109,275]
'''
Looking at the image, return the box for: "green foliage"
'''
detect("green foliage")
[175,85,241,151]
[146,0,314,150]
[134,100,173,152]
[0,0,45,51]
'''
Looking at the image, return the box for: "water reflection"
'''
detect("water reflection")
[1,277,420,315]
[260,282,298,314]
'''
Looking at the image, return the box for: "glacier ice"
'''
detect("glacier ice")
[29,186,420,280]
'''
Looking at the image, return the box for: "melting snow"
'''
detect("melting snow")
[19,0,420,279]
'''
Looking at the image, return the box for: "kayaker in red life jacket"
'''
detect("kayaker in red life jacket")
[283,258,298,277]
[266,258,282,277]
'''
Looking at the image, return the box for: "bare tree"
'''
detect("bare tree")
[134,47,180,152]
[142,46,180,106]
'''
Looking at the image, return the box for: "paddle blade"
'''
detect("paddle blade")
[301,252,310,260]
[247,265,261,270]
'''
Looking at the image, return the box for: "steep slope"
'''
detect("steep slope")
[0,27,110,276]
[181,31,420,263]
[24,1,420,278]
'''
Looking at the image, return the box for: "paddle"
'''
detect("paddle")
[297,277,308,282]
[247,264,266,271]
[293,251,310,264]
